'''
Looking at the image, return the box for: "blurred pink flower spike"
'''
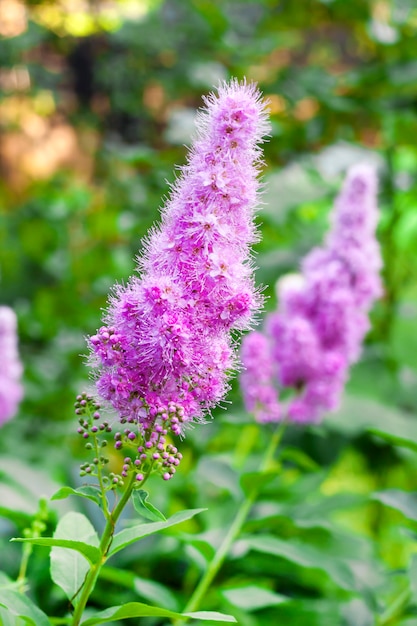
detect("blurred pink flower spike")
[240,163,382,424]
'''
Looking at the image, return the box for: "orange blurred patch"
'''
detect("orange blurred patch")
[266,94,287,116]
[359,127,381,148]
[0,110,98,189]
[0,0,27,37]
[143,82,166,118]
[267,49,291,71]
[293,97,320,122]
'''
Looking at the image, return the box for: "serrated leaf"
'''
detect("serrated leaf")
[109,508,206,556]
[221,585,290,611]
[51,486,102,507]
[373,489,417,523]
[80,601,236,625]
[50,512,100,607]
[131,490,166,522]
[0,589,51,626]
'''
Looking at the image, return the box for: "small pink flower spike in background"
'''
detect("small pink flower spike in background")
[88,80,270,442]
[0,306,23,426]
[240,163,382,424]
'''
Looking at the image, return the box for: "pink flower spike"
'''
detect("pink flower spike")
[87,80,270,439]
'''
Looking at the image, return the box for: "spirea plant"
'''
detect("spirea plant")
[2,83,402,626]
[2,80,270,626]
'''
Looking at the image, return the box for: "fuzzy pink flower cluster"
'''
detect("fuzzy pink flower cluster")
[240,164,382,424]
[88,81,269,435]
[0,306,23,425]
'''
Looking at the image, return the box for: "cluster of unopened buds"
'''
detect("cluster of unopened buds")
[114,403,184,481]
[89,326,122,366]
[75,392,184,484]
[75,392,115,480]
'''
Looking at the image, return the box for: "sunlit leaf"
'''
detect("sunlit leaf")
[242,535,357,590]
[0,589,50,626]
[109,508,206,556]
[49,512,100,607]
[80,601,236,625]
[51,486,102,507]
[373,489,417,523]
[100,566,180,611]
[131,489,166,522]
[11,537,100,565]
[221,585,290,611]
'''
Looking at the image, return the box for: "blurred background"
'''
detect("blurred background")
[1,1,417,624]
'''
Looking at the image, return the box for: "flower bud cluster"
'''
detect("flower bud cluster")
[75,392,113,480]
[113,403,184,481]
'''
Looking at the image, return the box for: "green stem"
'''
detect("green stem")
[177,420,286,622]
[71,471,138,626]
[92,433,110,520]
[16,542,33,593]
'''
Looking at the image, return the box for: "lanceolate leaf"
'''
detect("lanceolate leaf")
[242,535,357,591]
[10,537,101,565]
[51,485,103,507]
[0,589,51,626]
[131,489,167,522]
[100,566,180,611]
[372,489,417,523]
[50,512,100,607]
[221,585,290,611]
[80,601,236,625]
[109,508,206,557]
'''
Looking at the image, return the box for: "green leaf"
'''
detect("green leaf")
[0,589,51,626]
[11,537,100,565]
[409,554,417,601]
[373,489,417,523]
[368,424,417,452]
[326,395,417,451]
[0,607,15,626]
[51,486,102,507]
[80,601,236,625]
[109,508,206,556]
[221,585,290,611]
[240,471,277,497]
[243,535,357,591]
[100,566,180,611]
[186,612,236,622]
[0,572,13,588]
[50,512,100,607]
[278,446,320,471]
[131,489,166,522]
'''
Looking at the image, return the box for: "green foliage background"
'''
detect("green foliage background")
[1,0,417,624]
